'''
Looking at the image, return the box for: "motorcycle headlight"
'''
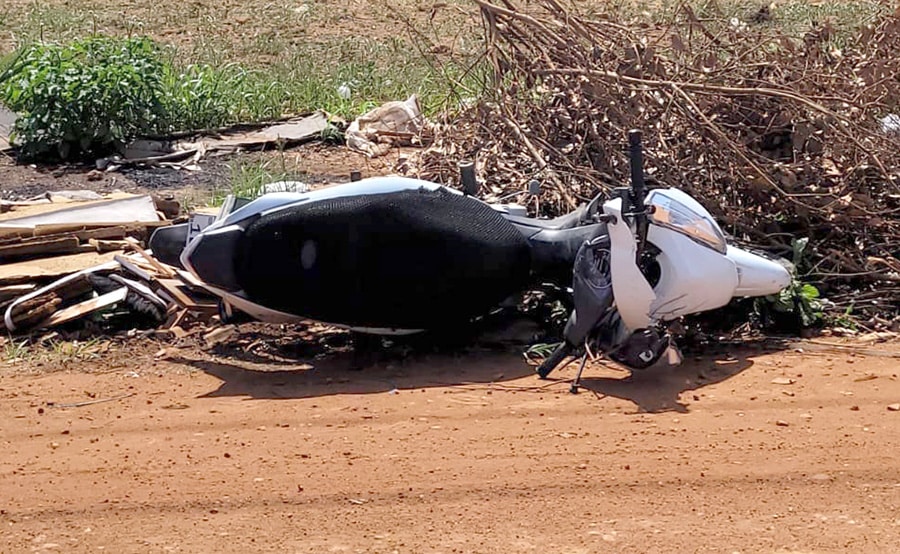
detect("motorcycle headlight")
[648,194,727,254]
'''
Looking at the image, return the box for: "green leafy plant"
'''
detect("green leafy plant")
[757,238,824,328]
[1,36,169,159]
[827,304,858,331]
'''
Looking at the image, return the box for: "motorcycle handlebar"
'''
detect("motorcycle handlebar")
[627,129,649,257]
[628,129,646,208]
[536,342,574,379]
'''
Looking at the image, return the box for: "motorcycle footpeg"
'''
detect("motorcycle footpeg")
[536,342,574,379]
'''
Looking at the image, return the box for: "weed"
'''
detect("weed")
[208,156,306,206]
[45,338,102,363]
[3,337,30,362]
[756,238,824,328]
[827,304,858,331]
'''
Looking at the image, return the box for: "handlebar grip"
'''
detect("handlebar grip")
[536,342,574,379]
[628,129,646,204]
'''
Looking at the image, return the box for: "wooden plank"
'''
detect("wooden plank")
[124,237,176,278]
[0,252,119,286]
[32,221,170,238]
[0,224,126,246]
[114,255,153,282]
[13,297,63,329]
[175,268,208,290]
[155,279,217,312]
[88,238,130,253]
[72,226,128,242]
[40,287,128,328]
[0,284,36,302]
[154,279,198,308]
[0,236,81,262]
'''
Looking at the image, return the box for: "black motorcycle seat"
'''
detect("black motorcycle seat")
[234,187,533,329]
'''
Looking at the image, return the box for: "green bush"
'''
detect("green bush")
[1,36,169,159]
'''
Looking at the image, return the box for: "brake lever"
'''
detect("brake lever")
[593,213,617,225]
[622,206,656,218]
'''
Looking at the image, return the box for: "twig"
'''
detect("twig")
[500,110,578,209]
[46,392,136,409]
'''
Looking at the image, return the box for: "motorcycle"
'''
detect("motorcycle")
[155,130,791,385]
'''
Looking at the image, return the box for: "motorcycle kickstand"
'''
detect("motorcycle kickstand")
[570,353,589,394]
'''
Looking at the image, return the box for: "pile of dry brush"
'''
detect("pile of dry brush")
[409,0,900,323]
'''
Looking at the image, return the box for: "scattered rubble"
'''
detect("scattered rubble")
[96,111,330,171]
[1,190,221,338]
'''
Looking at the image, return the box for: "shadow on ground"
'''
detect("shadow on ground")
[183,348,533,400]
[574,352,755,413]
[180,342,758,414]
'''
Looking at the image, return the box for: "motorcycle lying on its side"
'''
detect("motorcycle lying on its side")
[152,130,791,384]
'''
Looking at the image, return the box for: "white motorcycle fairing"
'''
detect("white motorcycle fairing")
[606,188,792,332]
[647,223,738,320]
[604,197,656,330]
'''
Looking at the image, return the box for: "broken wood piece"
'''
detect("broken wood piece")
[0,252,120,286]
[161,307,189,330]
[39,287,128,328]
[31,221,170,239]
[3,260,119,332]
[175,268,210,290]
[8,276,93,318]
[0,284,36,302]
[123,237,176,278]
[12,297,63,329]
[204,325,236,347]
[114,254,154,282]
[154,278,216,312]
[0,236,81,262]
[89,238,130,253]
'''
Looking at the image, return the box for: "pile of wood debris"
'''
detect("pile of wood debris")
[1,192,220,339]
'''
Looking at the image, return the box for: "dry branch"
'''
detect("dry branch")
[409,0,900,318]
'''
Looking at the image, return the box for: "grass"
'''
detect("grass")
[46,337,103,362]
[3,337,30,363]
[0,0,887,166]
[0,0,483,120]
[2,335,107,369]
[212,157,300,205]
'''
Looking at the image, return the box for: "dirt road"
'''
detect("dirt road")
[2,342,899,553]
